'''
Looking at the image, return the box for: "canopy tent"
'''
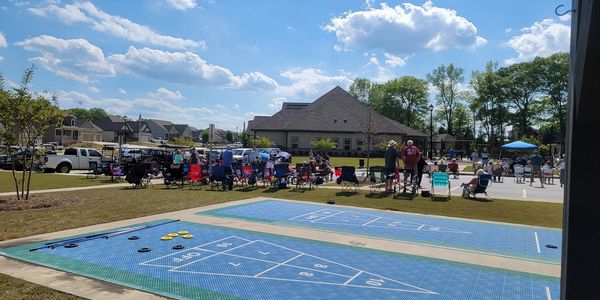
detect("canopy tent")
[501,141,538,150]
[499,141,538,159]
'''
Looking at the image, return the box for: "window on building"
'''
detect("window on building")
[314,137,322,141]
[334,119,337,123]
[70,119,75,126]
[291,136,299,149]
[55,129,62,136]
[333,138,340,149]
[344,138,351,150]
[356,139,364,151]
[72,130,79,140]
[344,119,347,123]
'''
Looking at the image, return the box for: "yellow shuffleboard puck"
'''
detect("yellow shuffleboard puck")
[161,236,173,241]
[178,230,189,235]
[182,234,194,239]
[168,233,179,237]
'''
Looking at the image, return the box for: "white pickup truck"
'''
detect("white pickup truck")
[44,147,104,173]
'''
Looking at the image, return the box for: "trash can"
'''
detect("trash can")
[359,159,365,168]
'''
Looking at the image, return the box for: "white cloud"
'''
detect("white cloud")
[15,35,116,83]
[29,1,205,50]
[504,18,570,64]
[234,104,240,109]
[323,1,486,55]
[364,55,379,67]
[55,90,246,130]
[373,66,395,83]
[148,87,184,100]
[505,28,512,33]
[118,88,127,95]
[167,0,197,11]
[0,31,7,47]
[558,14,571,22]
[88,86,100,93]
[276,68,352,97]
[384,52,406,68]
[268,97,286,110]
[108,46,278,90]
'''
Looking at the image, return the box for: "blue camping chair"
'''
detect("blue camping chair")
[274,163,290,189]
[431,172,451,201]
[465,174,492,199]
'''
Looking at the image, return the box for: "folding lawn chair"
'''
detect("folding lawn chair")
[337,166,359,192]
[514,165,525,183]
[126,163,150,188]
[187,164,204,189]
[523,165,533,182]
[87,161,102,179]
[368,166,386,194]
[274,163,290,189]
[543,167,555,185]
[209,165,226,190]
[164,164,184,188]
[394,168,417,197]
[295,163,314,190]
[109,162,124,182]
[464,174,492,199]
[431,172,451,201]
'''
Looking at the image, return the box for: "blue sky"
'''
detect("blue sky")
[0,0,571,131]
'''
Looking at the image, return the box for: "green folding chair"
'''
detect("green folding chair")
[431,172,451,201]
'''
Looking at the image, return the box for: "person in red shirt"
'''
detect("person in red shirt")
[401,140,421,183]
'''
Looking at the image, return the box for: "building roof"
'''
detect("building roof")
[74,119,103,131]
[434,134,457,142]
[94,116,131,132]
[248,86,427,136]
[173,124,189,134]
[146,119,174,131]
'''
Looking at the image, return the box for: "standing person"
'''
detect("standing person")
[449,147,456,160]
[529,152,544,187]
[416,152,427,188]
[470,150,479,165]
[190,147,199,164]
[384,140,399,193]
[222,146,234,190]
[401,140,421,184]
[481,148,490,168]
[555,155,566,187]
[172,149,183,165]
[246,146,259,165]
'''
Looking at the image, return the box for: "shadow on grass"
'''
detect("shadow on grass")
[335,191,359,197]
[236,186,261,192]
[465,196,494,203]
[365,192,392,199]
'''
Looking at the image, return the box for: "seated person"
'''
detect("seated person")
[318,160,332,181]
[448,159,459,176]
[462,169,486,197]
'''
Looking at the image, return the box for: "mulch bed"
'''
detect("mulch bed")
[0,194,81,211]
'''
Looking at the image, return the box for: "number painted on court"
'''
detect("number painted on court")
[366,278,385,286]
[299,272,314,277]
[172,252,202,263]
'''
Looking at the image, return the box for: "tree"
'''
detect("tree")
[201,130,209,145]
[170,136,195,147]
[240,132,249,148]
[348,78,373,103]
[535,52,568,152]
[451,103,473,140]
[0,67,64,199]
[310,138,336,151]
[225,130,233,143]
[469,62,509,149]
[250,136,274,147]
[497,61,543,138]
[427,64,464,136]
[87,107,109,120]
[368,76,429,131]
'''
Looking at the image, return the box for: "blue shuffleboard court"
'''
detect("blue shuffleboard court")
[198,199,562,263]
[1,220,558,299]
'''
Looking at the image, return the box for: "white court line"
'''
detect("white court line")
[343,270,363,285]
[288,209,329,221]
[139,236,248,266]
[310,211,345,223]
[417,225,425,230]
[362,217,382,226]
[523,189,527,198]
[253,253,304,278]
[545,286,552,300]
[534,232,541,254]
[449,186,461,192]
[170,241,256,271]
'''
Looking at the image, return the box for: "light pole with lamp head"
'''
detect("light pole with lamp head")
[429,104,434,159]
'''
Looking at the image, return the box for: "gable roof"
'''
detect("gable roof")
[74,119,103,131]
[94,116,132,132]
[248,86,427,136]
[146,119,174,131]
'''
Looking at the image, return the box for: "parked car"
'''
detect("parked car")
[43,147,104,173]
[0,146,41,170]
[258,147,281,158]
[232,148,253,163]
[150,137,166,144]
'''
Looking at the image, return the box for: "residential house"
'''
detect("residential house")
[145,119,173,140]
[126,120,152,142]
[165,124,192,140]
[94,116,133,143]
[43,115,103,144]
[189,126,202,142]
[247,86,428,154]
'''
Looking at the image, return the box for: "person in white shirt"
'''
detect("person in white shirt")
[555,156,566,187]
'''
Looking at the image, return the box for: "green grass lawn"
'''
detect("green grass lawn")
[293,156,384,168]
[0,172,109,193]
[0,183,563,298]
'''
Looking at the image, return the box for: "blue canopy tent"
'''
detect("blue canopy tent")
[499,141,538,158]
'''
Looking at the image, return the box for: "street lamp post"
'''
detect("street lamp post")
[429,104,434,159]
